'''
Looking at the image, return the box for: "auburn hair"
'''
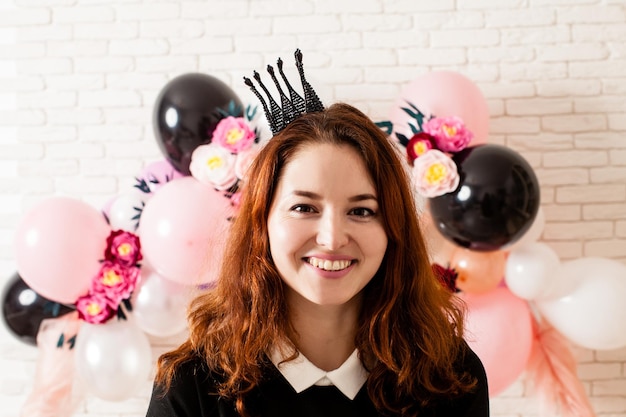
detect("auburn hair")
[154,103,475,416]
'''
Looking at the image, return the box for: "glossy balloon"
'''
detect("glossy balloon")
[429,144,540,251]
[504,242,561,301]
[1,273,74,346]
[135,159,184,194]
[153,73,243,175]
[450,248,507,294]
[139,177,233,286]
[14,197,111,304]
[107,190,148,232]
[74,319,152,401]
[388,71,490,145]
[132,266,192,338]
[536,257,626,350]
[461,287,533,397]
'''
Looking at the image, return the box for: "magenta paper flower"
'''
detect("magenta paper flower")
[423,116,473,153]
[211,116,256,153]
[190,143,238,190]
[104,230,142,267]
[412,150,460,198]
[234,147,259,180]
[406,132,435,164]
[91,261,140,307]
[75,292,115,324]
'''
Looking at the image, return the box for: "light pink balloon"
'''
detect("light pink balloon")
[138,177,233,286]
[389,71,490,145]
[14,197,111,304]
[135,159,185,194]
[460,287,533,397]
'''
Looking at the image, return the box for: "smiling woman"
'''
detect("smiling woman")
[145,52,489,417]
[267,142,388,311]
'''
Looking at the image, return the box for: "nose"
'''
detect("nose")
[315,212,349,250]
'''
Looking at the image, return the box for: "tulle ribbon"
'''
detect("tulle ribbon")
[526,314,596,417]
[20,311,85,417]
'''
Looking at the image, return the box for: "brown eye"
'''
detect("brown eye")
[349,207,375,217]
[291,205,316,213]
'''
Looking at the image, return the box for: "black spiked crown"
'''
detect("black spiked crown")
[244,49,325,135]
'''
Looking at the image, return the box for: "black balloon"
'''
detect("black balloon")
[153,73,243,175]
[429,144,540,252]
[1,273,75,346]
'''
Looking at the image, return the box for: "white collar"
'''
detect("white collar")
[270,348,368,400]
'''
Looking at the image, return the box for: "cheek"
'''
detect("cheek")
[268,219,304,258]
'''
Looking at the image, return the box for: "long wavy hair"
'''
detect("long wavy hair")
[154,103,476,416]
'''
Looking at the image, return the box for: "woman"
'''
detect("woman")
[146,102,489,417]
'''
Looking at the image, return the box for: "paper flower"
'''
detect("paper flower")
[431,263,459,293]
[190,143,238,190]
[75,292,115,324]
[104,230,142,267]
[423,116,473,153]
[234,147,259,180]
[211,116,256,153]
[412,150,460,197]
[406,132,435,164]
[91,261,140,307]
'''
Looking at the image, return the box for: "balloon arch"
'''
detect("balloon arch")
[3,70,623,417]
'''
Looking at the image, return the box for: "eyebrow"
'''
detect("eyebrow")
[292,190,378,202]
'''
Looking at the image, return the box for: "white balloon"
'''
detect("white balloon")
[505,242,561,300]
[133,267,192,338]
[74,319,152,401]
[536,257,626,351]
[108,191,148,232]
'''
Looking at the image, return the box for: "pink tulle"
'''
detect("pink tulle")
[20,312,85,417]
[526,314,596,417]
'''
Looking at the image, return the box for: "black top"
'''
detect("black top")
[146,344,489,417]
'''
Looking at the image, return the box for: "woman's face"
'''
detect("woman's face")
[267,142,388,308]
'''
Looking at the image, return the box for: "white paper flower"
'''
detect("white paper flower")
[189,143,237,190]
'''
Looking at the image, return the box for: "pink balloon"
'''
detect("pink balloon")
[138,177,233,286]
[389,71,490,145]
[135,159,185,194]
[14,197,111,304]
[460,287,533,397]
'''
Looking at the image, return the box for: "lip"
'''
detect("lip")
[303,256,356,279]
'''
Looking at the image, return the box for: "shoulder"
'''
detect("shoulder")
[147,355,232,417]
[443,341,490,416]
[458,340,488,382]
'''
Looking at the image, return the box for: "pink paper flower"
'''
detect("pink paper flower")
[234,147,259,180]
[104,230,142,267]
[211,116,256,153]
[91,261,140,307]
[406,132,435,164]
[412,150,460,198]
[423,116,473,153]
[190,143,238,190]
[75,292,115,324]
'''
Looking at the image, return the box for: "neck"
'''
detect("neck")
[286,290,361,372]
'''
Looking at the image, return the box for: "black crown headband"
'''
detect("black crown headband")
[244,49,325,135]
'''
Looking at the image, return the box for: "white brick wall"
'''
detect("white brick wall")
[1,0,625,416]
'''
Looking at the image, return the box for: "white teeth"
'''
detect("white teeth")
[307,257,352,271]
